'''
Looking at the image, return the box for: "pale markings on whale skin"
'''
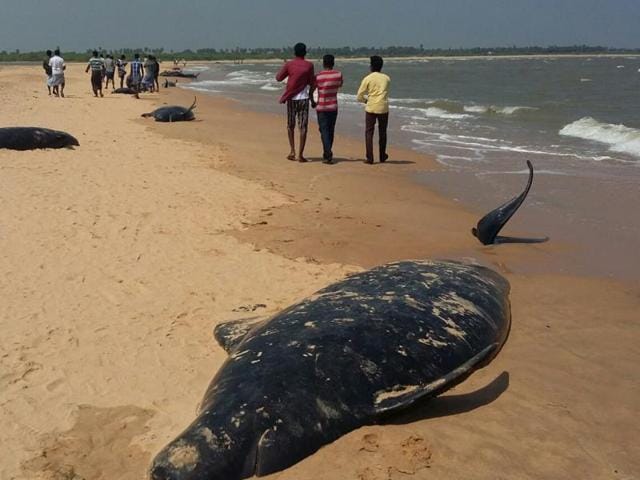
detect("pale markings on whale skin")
[418,336,448,348]
[316,398,341,419]
[167,441,200,470]
[374,385,420,406]
[403,295,428,311]
[231,349,250,360]
[198,427,233,451]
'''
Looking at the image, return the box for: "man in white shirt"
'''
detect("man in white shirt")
[48,49,66,98]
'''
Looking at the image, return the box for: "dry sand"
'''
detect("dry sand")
[1,65,638,480]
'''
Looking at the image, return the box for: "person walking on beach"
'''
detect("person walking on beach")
[103,54,116,89]
[314,54,343,164]
[129,53,144,97]
[86,51,105,97]
[117,55,127,88]
[48,49,66,98]
[275,42,316,162]
[357,55,391,164]
[152,56,161,92]
[43,50,53,96]
[142,55,155,93]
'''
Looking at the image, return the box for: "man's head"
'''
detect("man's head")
[46,50,52,57]
[120,54,126,60]
[134,53,140,59]
[54,49,60,56]
[370,55,383,72]
[92,50,98,57]
[323,54,335,69]
[294,42,307,58]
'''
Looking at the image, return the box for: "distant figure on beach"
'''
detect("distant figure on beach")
[275,42,316,162]
[357,55,391,164]
[129,53,144,98]
[152,56,161,91]
[314,54,343,164]
[117,55,128,88]
[43,50,53,96]
[86,50,105,97]
[48,49,66,98]
[142,55,156,93]
[103,54,116,89]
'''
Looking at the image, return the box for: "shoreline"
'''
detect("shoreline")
[2,52,640,67]
[1,65,639,480]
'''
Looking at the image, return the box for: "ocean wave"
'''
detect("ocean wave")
[559,117,640,158]
[405,106,471,120]
[463,104,536,115]
[260,83,282,91]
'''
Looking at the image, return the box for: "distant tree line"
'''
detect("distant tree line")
[1,45,638,63]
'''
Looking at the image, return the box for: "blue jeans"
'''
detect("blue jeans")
[317,110,338,160]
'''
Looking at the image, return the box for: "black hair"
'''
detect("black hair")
[120,54,126,59]
[370,55,383,72]
[46,50,52,56]
[54,48,60,56]
[323,54,335,68]
[134,53,140,59]
[294,42,307,57]
[93,50,98,57]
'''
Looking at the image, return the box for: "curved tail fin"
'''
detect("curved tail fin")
[472,160,534,245]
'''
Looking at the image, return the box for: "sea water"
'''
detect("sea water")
[181,57,640,279]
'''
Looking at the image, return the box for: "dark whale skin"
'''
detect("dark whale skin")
[0,127,79,150]
[150,260,511,480]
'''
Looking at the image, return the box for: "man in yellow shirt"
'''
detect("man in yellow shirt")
[357,56,391,164]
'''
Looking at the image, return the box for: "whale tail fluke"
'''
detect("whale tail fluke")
[473,160,535,245]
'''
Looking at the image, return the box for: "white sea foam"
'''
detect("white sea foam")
[559,117,640,158]
[463,104,536,115]
[260,83,282,91]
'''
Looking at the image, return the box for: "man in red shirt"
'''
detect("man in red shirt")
[275,43,315,162]
[314,54,343,164]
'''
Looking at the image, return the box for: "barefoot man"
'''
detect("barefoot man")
[275,42,316,162]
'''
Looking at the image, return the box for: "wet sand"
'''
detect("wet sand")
[1,65,638,480]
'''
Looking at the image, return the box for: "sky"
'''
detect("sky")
[0,0,638,53]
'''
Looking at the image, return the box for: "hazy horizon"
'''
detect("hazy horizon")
[1,0,638,52]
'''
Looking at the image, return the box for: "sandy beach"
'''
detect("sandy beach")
[1,64,639,480]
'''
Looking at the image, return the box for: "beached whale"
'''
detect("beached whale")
[472,160,535,245]
[150,260,511,480]
[112,87,138,94]
[0,127,79,150]
[159,70,200,79]
[141,98,196,122]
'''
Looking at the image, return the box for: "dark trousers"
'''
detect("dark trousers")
[317,110,338,159]
[365,112,389,162]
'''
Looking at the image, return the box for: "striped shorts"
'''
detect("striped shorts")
[286,99,309,129]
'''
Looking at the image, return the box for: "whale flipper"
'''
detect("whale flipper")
[213,317,268,353]
[472,160,534,245]
[374,343,498,414]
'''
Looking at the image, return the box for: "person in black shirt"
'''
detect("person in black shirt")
[43,50,53,96]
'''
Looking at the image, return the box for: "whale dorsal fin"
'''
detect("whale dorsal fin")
[374,343,498,414]
[472,160,534,245]
[213,316,267,353]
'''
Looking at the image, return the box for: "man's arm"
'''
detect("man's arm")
[309,67,317,108]
[356,77,368,103]
[275,62,288,82]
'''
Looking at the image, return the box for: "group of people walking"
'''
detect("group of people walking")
[276,42,391,164]
[85,52,161,97]
[42,49,162,99]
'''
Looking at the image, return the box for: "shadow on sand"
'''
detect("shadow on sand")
[494,235,550,244]
[381,371,510,425]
